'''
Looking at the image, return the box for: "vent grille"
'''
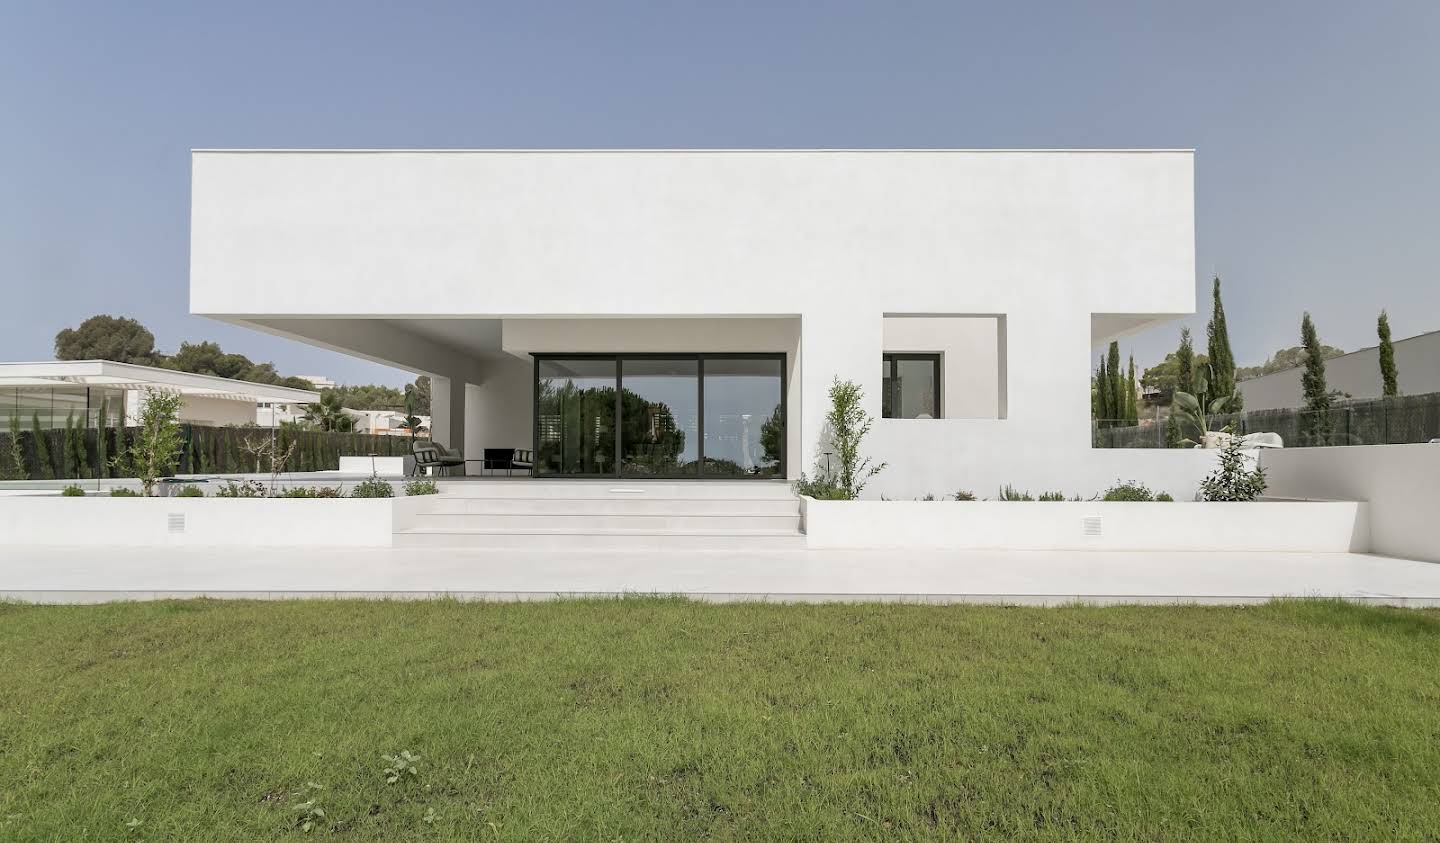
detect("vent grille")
[1081,516,1103,537]
[167,513,186,534]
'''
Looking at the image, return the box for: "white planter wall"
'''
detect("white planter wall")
[0,498,396,547]
[801,498,1370,552]
[1261,444,1440,562]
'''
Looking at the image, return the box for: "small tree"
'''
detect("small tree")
[1377,309,1399,397]
[826,378,886,499]
[1198,435,1267,502]
[1206,276,1241,410]
[115,388,185,496]
[1106,341,1123,426]
[94,398,109,479]
[1175,327,1195,401]
[1299,312,1333,447]
[4,410,26,480]
[30,413,54,480]
[1125,354,1139,424]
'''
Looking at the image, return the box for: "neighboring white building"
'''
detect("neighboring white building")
[0,360,318,428]
[190,149,1196,495]
[344,408,430,438]
[1238,329,1440,411]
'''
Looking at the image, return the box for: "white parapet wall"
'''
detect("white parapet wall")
[0,497,397,547]
[801,498,1370,552]
[1260,444,1440,563]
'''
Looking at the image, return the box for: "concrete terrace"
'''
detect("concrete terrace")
[4,545,1439,606]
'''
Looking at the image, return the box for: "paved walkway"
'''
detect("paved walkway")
[4,546,1440,605]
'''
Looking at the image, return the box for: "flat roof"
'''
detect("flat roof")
[193,148,1195,154]
[0,360,319,404]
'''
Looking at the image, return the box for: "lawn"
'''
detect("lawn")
[2,599,1438,841]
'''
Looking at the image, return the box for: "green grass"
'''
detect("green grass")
[2,599,1439,841]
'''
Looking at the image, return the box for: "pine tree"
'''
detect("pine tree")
[1206,277,1241,410]
[1377,309,1399,397]
[1300,312,1333,446]
[31,413,54,480]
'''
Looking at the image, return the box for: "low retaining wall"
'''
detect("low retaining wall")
[0,497,397,547]
[801,498,1370,552]
[1261,444,1439,563]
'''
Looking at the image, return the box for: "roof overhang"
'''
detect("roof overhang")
[0,360,319,404]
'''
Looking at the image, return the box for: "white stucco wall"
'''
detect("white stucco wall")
[882,315,1003,418]
[191,150,1196,484]
[1260,444,1440,563]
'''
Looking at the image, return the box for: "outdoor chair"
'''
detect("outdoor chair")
[481,448,535,476]
[411,440,465,476]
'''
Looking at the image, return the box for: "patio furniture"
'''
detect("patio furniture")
[411,440,465,476]
[481,448,535,476]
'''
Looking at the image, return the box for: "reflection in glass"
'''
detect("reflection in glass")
[536,359,617,476]
[620,359,698,476]
[702,358,784,477]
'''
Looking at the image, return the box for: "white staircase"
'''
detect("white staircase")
[393,480,805,550]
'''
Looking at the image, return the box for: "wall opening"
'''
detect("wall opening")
[881,315,1006,419]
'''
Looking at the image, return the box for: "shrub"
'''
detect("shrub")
[351,475,394,498]
[215,479,266,498]
[109,487,140,497]
[1199,436,1267,502]
[404,478,440,496]
[176,485,205,497]
[1037,491,1067,502]
[313,486,343,498]
[279,486,319,498]
[997,484,1034,501]
[1155,492,1175,502]
[792,473,849,500]
[1101,480,1156,501]
[61,484,86,497]
[952,490,977,501]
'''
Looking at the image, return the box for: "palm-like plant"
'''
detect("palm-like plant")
[1171,365,1237,447]
[397,394,427,440]
[302,390,356,432]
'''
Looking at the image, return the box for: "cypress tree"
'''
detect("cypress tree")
[95,400,109,479]
[1175,328,1195,397]
[5,410,25,480]
[1300,312,1333,446]
[1125,355,1139,423]
[1106,341,1122,426]
[1377,309,1399,397]
[1206,277,1241,409]
[31,413,54,480]
[1096,357,1111,424]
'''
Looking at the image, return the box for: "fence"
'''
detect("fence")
[1094,392,1440,449]
[0,424,412,481]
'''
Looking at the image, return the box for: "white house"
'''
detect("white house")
[344,408,431,438]
[1238,329,1440,411]
[0,359,319,429]
[190,149,1196,496]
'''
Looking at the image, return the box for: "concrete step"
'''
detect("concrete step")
[419,497,799,516]
[434,481,795,501]
[409,511,801,532]
[393,527,808,550]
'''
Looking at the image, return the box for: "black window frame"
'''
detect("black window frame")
[882,353,943,419]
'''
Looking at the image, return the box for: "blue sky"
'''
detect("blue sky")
[2,1,1436,386]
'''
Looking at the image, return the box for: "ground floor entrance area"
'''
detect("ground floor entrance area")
[534,354,785,479]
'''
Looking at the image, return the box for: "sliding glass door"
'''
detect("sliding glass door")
[534,354,784,478]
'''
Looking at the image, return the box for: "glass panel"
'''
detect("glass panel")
[881,358,895,418]
[702,358,784,478]
[536,359,617,476]
[620,359,698,477]
[894,358,939,419]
